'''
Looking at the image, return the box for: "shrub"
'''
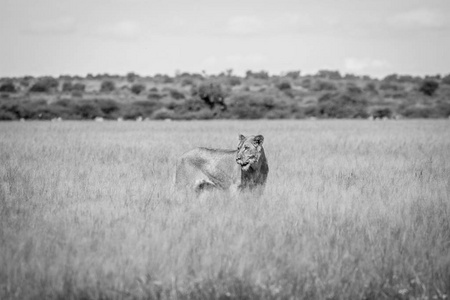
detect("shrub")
[0,82,17,93]
[400,106,437,118]
[284,71,301,80]
[312,80,337,91]
[346,83,363,94]
[226,93,288,119]
[419,80,439,96]
[371,107,393,119]
[0,110,17,120]
[94,99,121,118]
[193,82,226,109]
[245,70,269,80]
[442,74,450,85]
[62,81,73,92]
[379,81,404,91]
[72,83,86,92]
[74,100,103,119]
[71,91,83,98]
[29,77,59,93]
[131,100,161,117]
[148,92,163,101]
[100,80,115,93]
[228,76,241,86]
[126,72,138,83]
[364,82,378,94]
[151,108,175,120]
[316,70,341,80]
[435,102,450,117]
[277,81,292,91]
[317,92,368,118]
[169,89,185,100]
[131,84,146,95]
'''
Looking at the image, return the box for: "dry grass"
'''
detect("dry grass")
[1,120,449,299]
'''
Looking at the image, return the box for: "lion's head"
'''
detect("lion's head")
[235,134,264,171]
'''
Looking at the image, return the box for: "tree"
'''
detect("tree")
[62,81,73,92]
[316,92,368,118]
[0,81,17,93]
[442,74,450,85]
[245,70,269,80]
[419,80,439,96]
[131,83,146,95]
[316,70,341,80]
[192,82,226,109]
[284,71,301,79]
[277,81,292,91]
[72,83,86,92]
[126,72,138,83]
[100,80,115,93]
[29,77,59,93]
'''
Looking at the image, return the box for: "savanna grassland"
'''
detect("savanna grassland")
[1,120,449,300]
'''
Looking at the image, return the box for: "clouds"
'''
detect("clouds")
[23,17,77,35]
[388,9,448,30]
[344,58,391,75]
[92,21,142,40]
[201,54,268,73]
[226,16,265,36]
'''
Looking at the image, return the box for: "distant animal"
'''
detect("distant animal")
[175,134,269,196]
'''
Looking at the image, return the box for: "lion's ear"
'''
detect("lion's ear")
[253,135,264,146]
[239,134,246,142]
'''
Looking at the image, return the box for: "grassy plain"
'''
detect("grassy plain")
[0,120,449,299]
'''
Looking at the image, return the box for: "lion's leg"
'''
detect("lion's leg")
[194,179,216,194]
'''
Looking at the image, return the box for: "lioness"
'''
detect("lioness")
[175,134,268,195]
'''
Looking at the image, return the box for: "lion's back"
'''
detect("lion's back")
[175,147,236,192]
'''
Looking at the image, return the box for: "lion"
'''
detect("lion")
[175,134,268,196]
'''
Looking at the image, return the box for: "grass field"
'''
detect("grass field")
[1,120,449,299]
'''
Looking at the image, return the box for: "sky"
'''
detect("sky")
[1,0,450,78]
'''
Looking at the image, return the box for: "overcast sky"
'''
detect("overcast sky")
[1,0,449,78]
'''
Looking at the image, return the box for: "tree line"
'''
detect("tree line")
[1,70,449,120]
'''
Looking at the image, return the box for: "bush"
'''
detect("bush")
[0,82,17,93]
[371,107,393,119]
[400,106,437,118]
[131,100,161,117]
[151,108,175,120]
[419,80,439,96]
[228,77,241,86]
[226,93,288,119]
[29,77,59,93]
[277,81,292,91]
[193,82,226,109]
[364,82,378,94]
[245,70,269,80]
[100,80,115,93]
[94,99,121,118]
[169,89,185,100]
[346,83,363,94]
[316,70,341,80]
[148,92,163,101]
[317,92,368,118]
[181,77,194,86]
[442,74,450,85]
[131,84,146,95]
[312,80,337,91]
[62,81,73,92]
[379,82,404,91]
[72,83,86,92]
[284,71,301,80]
[0,110,17,120]
[74,100,103,119]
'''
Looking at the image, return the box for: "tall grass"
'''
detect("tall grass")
[1,120,449,299]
